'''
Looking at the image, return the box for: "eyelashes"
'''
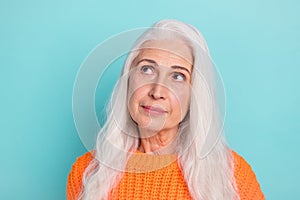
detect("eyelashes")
[139,65,187,82]
[140,65,154,75]
[172,72,186,81]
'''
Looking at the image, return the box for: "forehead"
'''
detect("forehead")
[135,40,194,67]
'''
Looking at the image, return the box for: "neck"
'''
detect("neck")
[138,126,179,155]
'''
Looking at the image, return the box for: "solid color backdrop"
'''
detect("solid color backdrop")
[0,0,299,199]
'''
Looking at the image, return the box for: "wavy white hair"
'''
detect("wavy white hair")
[78,19,239,200]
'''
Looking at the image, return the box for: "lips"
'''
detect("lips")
[141,105,167,115]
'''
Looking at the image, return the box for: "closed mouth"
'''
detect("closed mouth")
[141,105,167,115]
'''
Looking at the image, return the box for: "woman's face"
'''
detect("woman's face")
[128,40,193,135]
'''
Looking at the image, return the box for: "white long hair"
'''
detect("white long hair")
[79,19,239,200]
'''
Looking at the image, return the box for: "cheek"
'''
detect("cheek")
[128,73,153,107]
[170,89,190,116]
[128,85,149,114]
[128,73,148,97]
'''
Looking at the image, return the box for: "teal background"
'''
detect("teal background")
[1,0,299,199]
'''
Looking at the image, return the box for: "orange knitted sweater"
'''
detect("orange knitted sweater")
[66,150,264,200]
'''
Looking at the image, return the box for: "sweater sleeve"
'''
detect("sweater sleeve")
[66,152,93,200]
[232,151,265,200]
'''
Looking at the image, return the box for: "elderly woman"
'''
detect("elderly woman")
[67,19,264,200]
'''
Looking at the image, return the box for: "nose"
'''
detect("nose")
[148,83,167,100]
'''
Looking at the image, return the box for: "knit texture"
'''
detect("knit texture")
[66,150,264,200]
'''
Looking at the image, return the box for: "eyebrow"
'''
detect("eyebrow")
[136,59,156,65]
[136,58,191,75]
[171,65,191,75]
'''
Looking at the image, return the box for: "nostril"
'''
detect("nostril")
[149,84,166,100]
[151,93,164,100]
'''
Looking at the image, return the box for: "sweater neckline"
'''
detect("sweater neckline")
[134,149,176,155]
[125,149,178,173]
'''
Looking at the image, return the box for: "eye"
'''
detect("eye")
[140,65,154,75]
[172,72,186,81]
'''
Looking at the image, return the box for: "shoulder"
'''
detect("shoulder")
[231,151,265,200]
[66,151,94,200]
[69,151,94,176]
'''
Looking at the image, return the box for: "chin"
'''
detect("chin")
[137,119,167,133]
